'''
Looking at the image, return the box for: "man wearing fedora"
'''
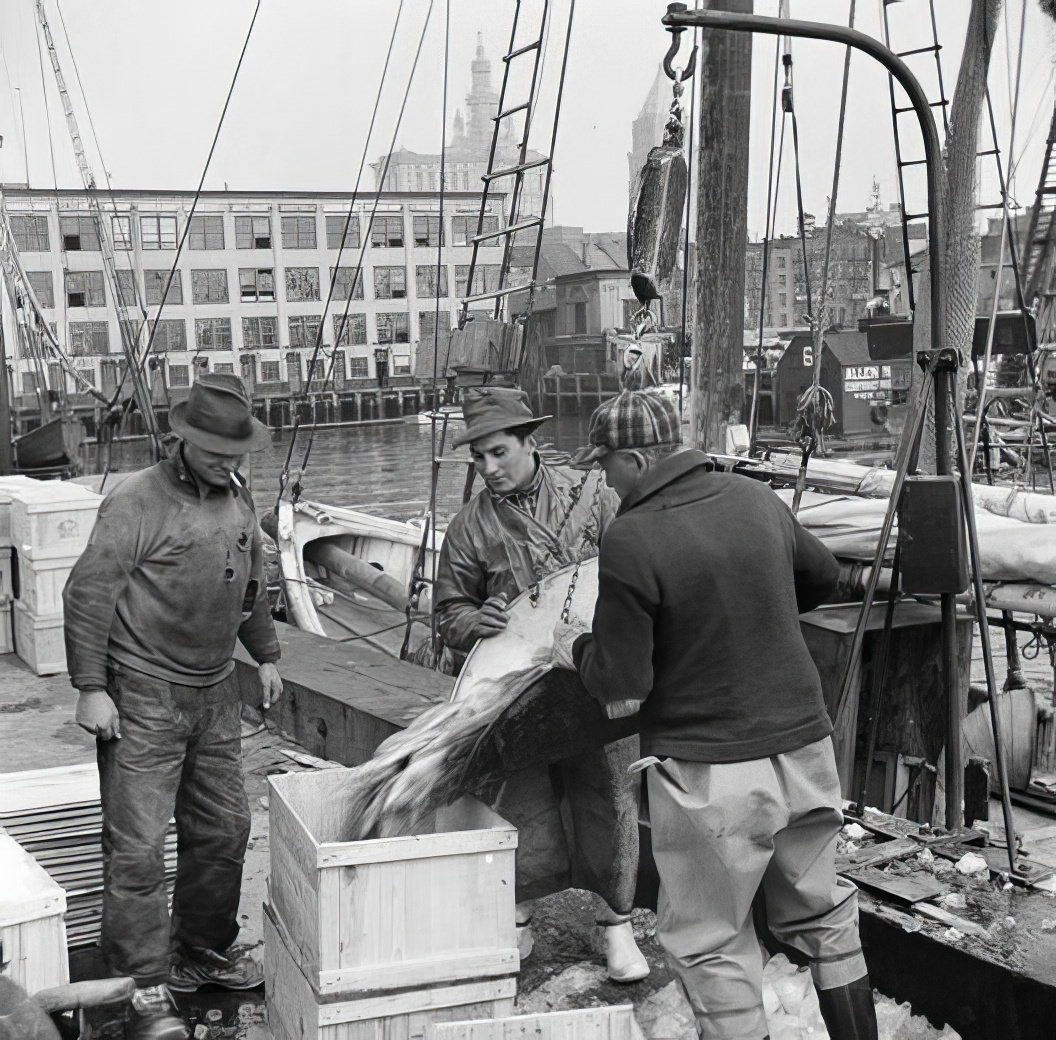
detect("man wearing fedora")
[64,374,281,1040]
[433,386,649,984]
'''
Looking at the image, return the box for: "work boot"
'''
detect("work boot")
[602,921,650,983]
[128,985,189,1040]
[816,975,879,1040]
[168,943,263,993]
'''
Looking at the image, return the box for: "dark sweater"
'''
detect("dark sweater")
[573,450,838,763]
[63,454,280,691]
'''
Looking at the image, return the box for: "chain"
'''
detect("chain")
[558,472,603,621]
[561,563,580,623]
[526,469,592,610]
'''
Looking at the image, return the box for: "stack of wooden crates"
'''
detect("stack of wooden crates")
[0,479,101,675]
[266,768,520,1040]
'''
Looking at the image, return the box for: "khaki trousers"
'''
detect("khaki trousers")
[644,737,867,1040]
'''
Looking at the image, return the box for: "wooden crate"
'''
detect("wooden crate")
[268,769,518,996]
[13,602,66,675]
[9,484,100,562]
[264,904,516,1040]
[0,828,69,993]
[16,554,77,616]
[424,1006,642,1040]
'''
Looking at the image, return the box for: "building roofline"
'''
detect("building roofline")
[0,184,499,202]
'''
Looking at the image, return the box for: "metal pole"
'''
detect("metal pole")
[0,283,12,475]
[663,4,963,827]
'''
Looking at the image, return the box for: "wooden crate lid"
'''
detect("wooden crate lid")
[0,829,67,925]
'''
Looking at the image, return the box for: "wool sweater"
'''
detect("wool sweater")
[63,453,280,691]
[573,450,839,763]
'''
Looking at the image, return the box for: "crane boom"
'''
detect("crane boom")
[34,0,159,440]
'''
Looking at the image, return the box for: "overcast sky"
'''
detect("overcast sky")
[0,1,1053,240]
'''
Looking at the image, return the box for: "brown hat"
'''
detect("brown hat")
[452,387,551,447]
[571,390,682,468]
[169,373,271,454]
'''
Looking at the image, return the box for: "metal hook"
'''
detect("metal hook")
[663,3,697,82]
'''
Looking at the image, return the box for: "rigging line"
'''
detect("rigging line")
[1008,68,1056,185]
[280,2,409,509]
[279,0,433,508]
[810,0,856,393]
[748,26,786,453]
[54,0,152,332]
[424,0,452,665]
[679,2,702,424]
[130,0,261,393]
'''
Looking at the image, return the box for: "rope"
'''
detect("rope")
[748,20,787,452]
[129,0,261,391]
[791,1,856,511]
[274,0,413,511]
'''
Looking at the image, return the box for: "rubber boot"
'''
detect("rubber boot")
[602,921,649,983]
[815,975,878,1040]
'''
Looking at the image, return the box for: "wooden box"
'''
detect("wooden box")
[268,768,518,997]
[424,1006,642,1040]
[10,484,100,562]
[0,599,12,655]
[16,554,77,616]
[0,547,13,598]
[0,828,70,993]
[13,602,66,676]
[265,906,516,1040]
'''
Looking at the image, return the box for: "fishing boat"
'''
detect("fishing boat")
[274,497,442,660]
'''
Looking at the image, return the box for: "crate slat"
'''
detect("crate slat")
[424,1006,643,1040]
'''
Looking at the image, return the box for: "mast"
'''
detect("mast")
[690,0,752,452]
[0,276,12,475]
[33,0,160,445]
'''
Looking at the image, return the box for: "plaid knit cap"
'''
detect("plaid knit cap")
[571,390,682,468]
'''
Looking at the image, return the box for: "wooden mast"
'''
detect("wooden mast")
[0,277,11,475]
[691,0,752,453]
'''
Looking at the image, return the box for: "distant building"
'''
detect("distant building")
[372,35,548,222]
[628,65,672,189]
[1,185,505,429]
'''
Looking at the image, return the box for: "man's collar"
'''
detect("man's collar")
[172,442,236,499]
[618,449,712,513]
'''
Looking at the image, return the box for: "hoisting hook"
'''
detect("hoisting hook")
[663,3,697,82]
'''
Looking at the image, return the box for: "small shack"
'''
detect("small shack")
[773,331,911,436]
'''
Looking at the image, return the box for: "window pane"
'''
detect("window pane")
[415,265,448,297]
[285,267,320,302]
[168,364,190,387]
[242,316,278,348]
[141,215,177,250]
[65,271,106,307]
[239,268,275,302]
[260,360,281,382]
[191,269,229,304]
[68,321,109,356]
[370,215,403,248]
[330,267,365,301]
[376,312,409,343]
[326,214,360,250]
[112,216,133,250]
[195,317,232,350]
[348,356,369,378]
[281,215,317,249]
[12,215,50,252]
[374,266,406,299]
[145,270,182,306]
[413,216,442,247]
[189,215,225,250]
[235,215,271,249]
[148,318,187,351]
[115,270,137,307]
[288,315,321,349]
[27,271,54,308]
[332,313,367,346]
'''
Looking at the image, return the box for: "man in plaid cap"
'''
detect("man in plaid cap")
[561,389,878,1040]
[434,386,649,983]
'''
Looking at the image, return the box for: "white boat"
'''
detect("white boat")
[413,407,464,426]
[275,498,443,659]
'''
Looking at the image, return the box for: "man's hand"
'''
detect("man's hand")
[75,690,121,740]
[466,594,509,642]
[259,662,283,710]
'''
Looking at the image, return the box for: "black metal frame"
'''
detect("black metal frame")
[662,4,1022,874]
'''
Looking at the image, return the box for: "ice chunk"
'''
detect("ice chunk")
[954,852,988,876]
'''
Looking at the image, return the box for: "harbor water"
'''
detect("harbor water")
[92,414,594,522]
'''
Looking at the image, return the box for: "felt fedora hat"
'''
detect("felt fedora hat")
[169,373,272,454]
[452,387,551,447]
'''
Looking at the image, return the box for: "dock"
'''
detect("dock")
[4,621,1056,1039]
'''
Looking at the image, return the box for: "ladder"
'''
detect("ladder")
[1020,107,1056,341]
[34,0,159,443]
[882,0,1053,488]
[458,0,575,346]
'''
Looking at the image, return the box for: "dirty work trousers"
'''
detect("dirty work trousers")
[484,735,640,920]
[645,737,867,1040]
[97,666,250,987]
